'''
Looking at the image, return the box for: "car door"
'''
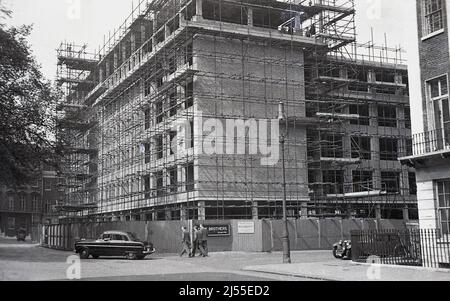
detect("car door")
[111,234,126,256]
[98,233,112,256]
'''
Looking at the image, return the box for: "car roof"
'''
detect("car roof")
[103,231,130,235]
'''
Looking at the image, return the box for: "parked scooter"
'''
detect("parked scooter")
[333,240,352,260]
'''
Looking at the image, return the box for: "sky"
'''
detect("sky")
[2,0,423,133]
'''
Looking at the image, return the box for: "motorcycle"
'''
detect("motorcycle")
[333,240,352,260]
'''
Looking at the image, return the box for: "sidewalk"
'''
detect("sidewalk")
[243,259,450,281]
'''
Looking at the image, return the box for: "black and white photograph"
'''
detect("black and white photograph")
[0,0,450,288]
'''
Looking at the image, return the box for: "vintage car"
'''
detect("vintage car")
[74,231,155,260]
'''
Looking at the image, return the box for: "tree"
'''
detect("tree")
[0,8,59,186]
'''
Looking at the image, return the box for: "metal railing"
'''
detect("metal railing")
[409,128,450,156]
[351,229,450,269]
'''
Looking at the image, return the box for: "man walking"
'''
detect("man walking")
[180,226,192,257]
[200,224,209,257]
[192,225,205,257]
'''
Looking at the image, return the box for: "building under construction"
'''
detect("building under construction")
[55,0,416,222]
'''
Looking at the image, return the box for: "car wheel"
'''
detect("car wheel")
[126,252,137,260]
[79,248,90,259]
[333,247,339,259]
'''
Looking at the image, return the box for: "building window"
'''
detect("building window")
[169,131,177,155]
[7,217,15,229]
[8,196,14,211]
[437,179,450,234]
[349,104,370,126]
[32,195,38,212]
[423,0,444,36]
[168,167,178,194]
[185,42,193,66]
[409,172,417,195]
[144,142,151,164]
[185,81,193,109]
[380,138,398,161]
[144,108,151,130]
[20,195,26,212]
[320,133,343,158]
[43,178,52,191]
[155,100,164,124]
[185,163,194,192]
[169,91,178,117]
[144,79,152,96]
[322,170,344,195]
[167,55,176,74]
[155,171,164,197]
[381,171,400,193]
[352,170,373,193]
[404,107,411,129]
[426,75,450,143]
[189,120,194,149]
[155,135,164,160]
[351,136,372,160]
[378,105,397,127]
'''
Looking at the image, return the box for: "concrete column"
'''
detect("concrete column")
[369,103,378,127]
[247,7,253,26]
[106,58,111,76]
[403,206,410,221]
[99,66,104,82]
[195,0,203,18]
[375,204,382,220]
[300,203,308,219]
[131,32,136,53]
[122,42,127,63]
[165,25,170,39]
[180,204,188,221]
[165,208,172,221]
[198,201,206,221]
[397,106,406,130]
[152,13,158,46]
[113,51,118,70]
[141,25,146,44]
[401,169,410,196]
[346,204,353,219]
[252,201,258,220]
[179,11,185,24]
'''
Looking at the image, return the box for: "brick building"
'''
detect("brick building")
[0,165,62,237]
[400,0,450,233]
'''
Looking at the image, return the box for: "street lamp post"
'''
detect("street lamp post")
[278,102,291,264]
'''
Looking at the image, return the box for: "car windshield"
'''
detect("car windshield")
[127,232,140,241]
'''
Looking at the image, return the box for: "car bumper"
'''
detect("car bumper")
[143,247,156,255]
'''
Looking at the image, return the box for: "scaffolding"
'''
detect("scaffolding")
[55,42,100,216]
[55,0,416,222]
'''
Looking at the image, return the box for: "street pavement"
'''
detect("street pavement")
[244,260,450,281]
[1,237,449,281]
[0,237,314,281]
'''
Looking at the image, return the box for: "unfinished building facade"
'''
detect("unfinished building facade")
[55,0,417,222]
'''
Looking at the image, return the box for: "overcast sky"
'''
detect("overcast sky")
[3,0,423,133]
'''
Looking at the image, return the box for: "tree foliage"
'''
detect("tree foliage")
[0,10,59,186]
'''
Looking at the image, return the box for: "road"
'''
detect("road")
[0,237,330,281]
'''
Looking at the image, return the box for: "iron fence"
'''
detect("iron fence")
[351,229,450,269]
[409,128,450,156]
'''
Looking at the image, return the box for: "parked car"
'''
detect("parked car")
[16,227,27,242]
[333,240,352,260]
[74,231,155,260]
